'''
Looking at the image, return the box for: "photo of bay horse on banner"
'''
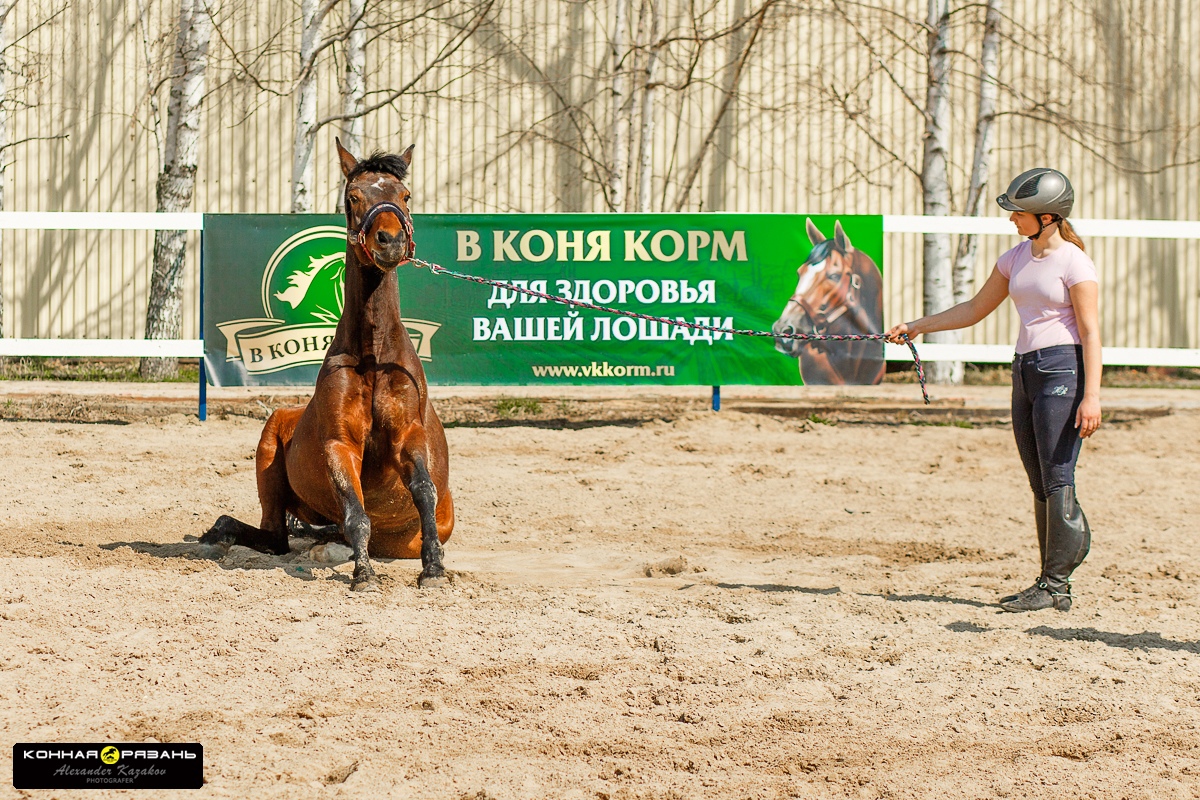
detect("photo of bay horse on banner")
[772,218,885,385]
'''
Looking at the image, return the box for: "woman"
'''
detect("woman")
[886,168,1102,612]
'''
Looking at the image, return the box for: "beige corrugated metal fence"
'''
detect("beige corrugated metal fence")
[2,0,1197,348]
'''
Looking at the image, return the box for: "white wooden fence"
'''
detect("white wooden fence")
[1,212,1198,367]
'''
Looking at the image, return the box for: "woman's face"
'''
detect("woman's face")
[1009,211,1050,237]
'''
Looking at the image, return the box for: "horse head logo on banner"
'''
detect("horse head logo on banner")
[215,226,441,376]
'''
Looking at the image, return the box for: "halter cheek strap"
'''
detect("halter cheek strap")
[347,201,416,267]
[791,270,865,334]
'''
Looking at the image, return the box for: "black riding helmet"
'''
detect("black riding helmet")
[997,168,1074,240]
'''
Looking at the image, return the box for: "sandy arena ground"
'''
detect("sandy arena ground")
[2,382,1199,799]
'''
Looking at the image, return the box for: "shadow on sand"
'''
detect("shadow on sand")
[1025,626,1200,654]
[100,538,350,585]
[443,418,649,430]
[715,582,841,595]
[860,592,995,609]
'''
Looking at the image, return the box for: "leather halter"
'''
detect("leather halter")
[789,264,873,337]
[347,200,415,268]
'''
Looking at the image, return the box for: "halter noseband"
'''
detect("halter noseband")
[347,200,416,268]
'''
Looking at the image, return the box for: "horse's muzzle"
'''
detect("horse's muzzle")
[369,234,411,270]
[350,200,415,270]
[772,318,804,356]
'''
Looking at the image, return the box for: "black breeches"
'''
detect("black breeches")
[1011,345,1085,500]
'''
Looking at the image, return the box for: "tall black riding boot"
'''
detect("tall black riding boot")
[1041,486,1090,607]
[999,497,1048,607]
[1001,488,1089,612]
[1035,496,1048,567]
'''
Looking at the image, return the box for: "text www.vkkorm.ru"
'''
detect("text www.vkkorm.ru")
[531,362,676,378]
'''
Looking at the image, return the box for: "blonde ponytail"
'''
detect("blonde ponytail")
[1058,218,1085,252]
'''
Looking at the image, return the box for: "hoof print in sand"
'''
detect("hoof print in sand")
[644,555,702,577]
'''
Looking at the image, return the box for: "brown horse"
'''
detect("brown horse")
[200,139,454,591]
[771,218,885,385]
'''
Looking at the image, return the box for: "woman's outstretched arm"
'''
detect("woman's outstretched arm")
[885,267,1009,342]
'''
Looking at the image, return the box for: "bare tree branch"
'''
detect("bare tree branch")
[315,0,497,130]
[671,0,776,211]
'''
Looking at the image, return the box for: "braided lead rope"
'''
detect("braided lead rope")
[415,258,930,404]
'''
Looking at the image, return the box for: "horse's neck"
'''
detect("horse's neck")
[851,254,882,332]
[334,252,408,362]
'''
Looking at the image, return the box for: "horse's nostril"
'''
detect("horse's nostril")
[376,229,396,246]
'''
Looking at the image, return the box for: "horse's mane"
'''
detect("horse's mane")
[347,151,409,183]
[805,237,840,264]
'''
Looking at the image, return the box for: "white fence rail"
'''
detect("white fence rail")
[0,211,204,230]
[883,216,1200,239]
[882,343,1200,367]
[0,213,1197,367]
[0,339,204,358]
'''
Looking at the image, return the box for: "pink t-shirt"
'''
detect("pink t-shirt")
[996,241,1098,354]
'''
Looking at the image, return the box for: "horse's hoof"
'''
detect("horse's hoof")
[418,573,448,589]
[350,573,379,592]
[199,515,237,546]
[195,543,228,560]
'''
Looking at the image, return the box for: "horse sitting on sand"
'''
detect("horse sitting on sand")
[200,139,454,591]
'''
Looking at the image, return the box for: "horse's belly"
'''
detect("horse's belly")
[366,484,454,559]
[361,480,422,558]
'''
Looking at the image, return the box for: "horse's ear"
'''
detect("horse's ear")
[335,137,358,178]
[400,144,415,169]
[834,220,853,252]
[805,217,825,246]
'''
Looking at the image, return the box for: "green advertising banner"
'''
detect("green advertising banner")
[202,214,884,387]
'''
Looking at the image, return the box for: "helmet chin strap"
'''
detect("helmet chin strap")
[1029,214,1060,241]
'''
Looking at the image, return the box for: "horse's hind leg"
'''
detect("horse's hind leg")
[406,456,446,589]
[287,515,341,542]
[200,414,292,555]
[199,514,288,555]
[198,515,290,557]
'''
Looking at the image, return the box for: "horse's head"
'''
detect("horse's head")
[337,138,415,271]
[772,218,881,357]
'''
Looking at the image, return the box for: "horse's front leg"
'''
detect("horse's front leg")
[402,454,446,589]
[326,444,378,592]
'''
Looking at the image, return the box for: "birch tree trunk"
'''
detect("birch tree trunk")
[292,0,324,213]
[0,0,13,342]
[140,0,212,380]
[337,0,366,212]
[920,0,959,384]
[636,0,660,213]
[608,0,631,212]
[953,0,1002,305]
